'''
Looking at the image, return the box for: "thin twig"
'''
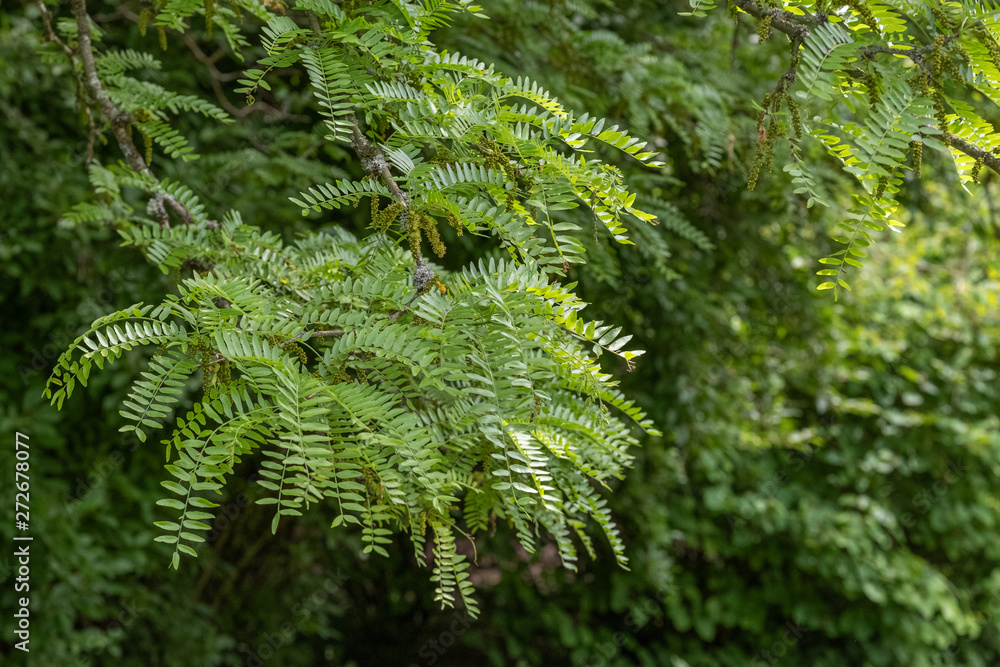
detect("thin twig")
[37,1,75,59]
[389,291,424,321]
[281,329,346,346]
[177,29,310,121]
[307,329,346,338]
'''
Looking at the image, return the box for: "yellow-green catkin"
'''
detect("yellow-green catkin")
[478,135,517,183]
[285,341,308,365]
[785,96,803,142]
[929,2,955,32]
[138,8,151,36]
[199,348,214,389]
[372,198,402,232]
[875,175,888,199]
[755,0,780,43]
[218,359,231,387]
[954,44,972,68]
[762,117,780,173]
[205,0,215,37]
[330,364,350,384]
[445,210,463,236]
[864,71,881,112]
[845,0,880,35]
[931,35,948,77]
[748,130,766,192]
[760,92,773,120]
[941,47,961,78]
[911,141,923,179]
[157,25,167,50]
[420,213,446,258]
[757,15,772,43]
[747,154,762,191]
[518,171,536,194]
[789,41,801,71]
[931,87,949,132]
[428,145,456,165]
[362,467,380,501]
[382,202,403,231]
[144,132,153,165]
[407,217,423,258]
[971,157,985,184]
[972,27,1000,74]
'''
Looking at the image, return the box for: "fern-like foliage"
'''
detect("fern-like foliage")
[43,0,668,616]
[709,0,1000,297]
[227,5,666,272]
[796,23,858,103]
[46,216,657,613]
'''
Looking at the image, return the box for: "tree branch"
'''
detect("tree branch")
[731,1,1000,178]
[71,0,148,176]
[348,116,410,210]
[730,0,819,40]
[37,1,100,165]
[947,134,1000,174]
[347,114,434,293]
[67,0,195,227]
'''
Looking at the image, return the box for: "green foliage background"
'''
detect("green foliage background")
[2,1,1000,666]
